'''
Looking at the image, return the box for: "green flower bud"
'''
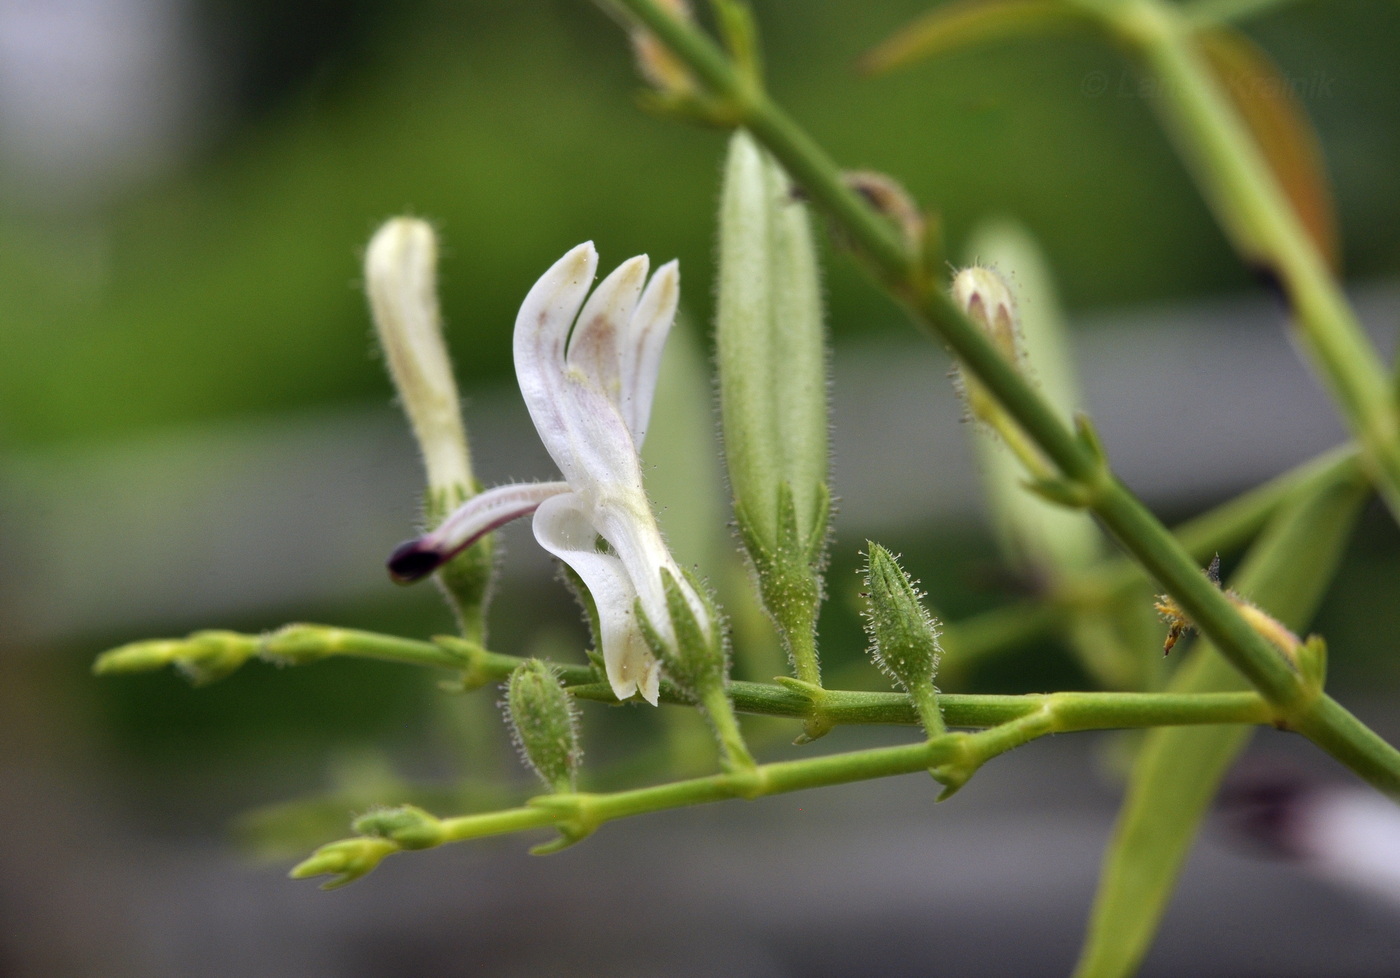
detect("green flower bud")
[503,660,581,794]
[716,129,831,691]
[958,222,1099,581]
[352,804,443,850]
[92,630,257,686]
[862,543,945,736]
[862,544,941,692]
[290,836,398,890]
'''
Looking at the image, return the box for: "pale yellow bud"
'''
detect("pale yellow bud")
[365,217,471,496]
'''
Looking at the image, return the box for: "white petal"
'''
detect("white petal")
[388,481,569,582]
[620,259,679,447]
[515,242,598,476]
[590,502,681,648]
[533,493,662,705]
[566,254,649,412]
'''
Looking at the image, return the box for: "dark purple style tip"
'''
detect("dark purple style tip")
[387,540,446,584]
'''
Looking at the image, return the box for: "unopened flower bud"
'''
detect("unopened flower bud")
[951,265,1020,362]
[862,543,945,736]
[92,630,258,686]
[365,218,471,498]
[948,259,1061,492]
[844,170,925,251]
[366,217,495,640]
[717,130,831,696]
[290,836,398,890]
[503,660,581,794]
[862,544,942,693]
[352,804,443,850]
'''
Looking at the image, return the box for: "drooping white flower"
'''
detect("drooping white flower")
[389,242,708,704]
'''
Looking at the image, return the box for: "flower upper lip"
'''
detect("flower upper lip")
[388,241,705,704]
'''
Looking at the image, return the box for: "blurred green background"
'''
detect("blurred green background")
[3,1,1400,974]
[5,0,1399,448]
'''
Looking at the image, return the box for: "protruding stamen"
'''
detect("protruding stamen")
[387,481,570,585]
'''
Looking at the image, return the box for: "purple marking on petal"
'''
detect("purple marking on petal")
[620,259,678,447]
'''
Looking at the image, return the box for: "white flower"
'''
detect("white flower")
[389,242,709,705]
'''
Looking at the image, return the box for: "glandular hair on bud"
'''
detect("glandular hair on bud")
[951,265,1020,363]
[503,660,581,794]
[365,217,472,496]
[861,543,942,693]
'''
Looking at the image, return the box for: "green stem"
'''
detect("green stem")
[1080,444,1360,599]
[95,439,1358,694]
[294,688,1274,884]
[787,614,822,687]
[1099,0,1400,521]
[266,625,471,670]
[941,444,1361,675]
[605,0,1400,791]
[98,623,1263,728]
[1293,696,1400,796]
[701,683,758,771]
[911,683,948,738]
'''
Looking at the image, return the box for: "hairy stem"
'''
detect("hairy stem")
[101,623,1270,728]
[294,688,1273,885]
[605,0,1400,793]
